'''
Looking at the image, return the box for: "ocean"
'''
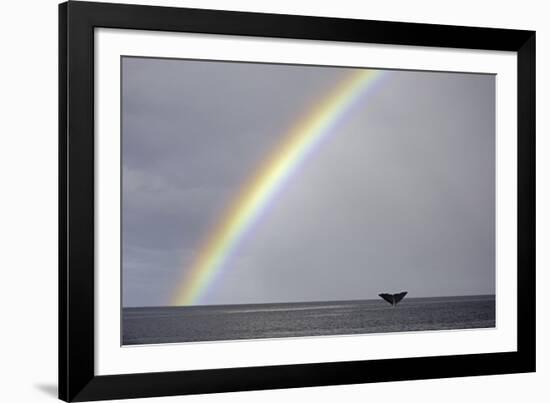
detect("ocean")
[122,295,495,345]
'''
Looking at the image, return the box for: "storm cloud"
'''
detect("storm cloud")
[122,57,495,307]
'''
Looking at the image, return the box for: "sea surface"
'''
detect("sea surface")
[122,295,495,345]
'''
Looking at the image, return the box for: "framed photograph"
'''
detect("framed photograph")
[59,1,535,401]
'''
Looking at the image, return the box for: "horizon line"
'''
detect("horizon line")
[123,293,496,309]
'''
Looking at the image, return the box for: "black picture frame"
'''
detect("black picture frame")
[59,1,536,401]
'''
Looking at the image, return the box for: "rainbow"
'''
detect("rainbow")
[172,68,388,306]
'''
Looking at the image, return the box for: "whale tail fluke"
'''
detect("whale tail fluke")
[379,291,408,306]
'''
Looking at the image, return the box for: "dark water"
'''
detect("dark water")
[122,295,495,345]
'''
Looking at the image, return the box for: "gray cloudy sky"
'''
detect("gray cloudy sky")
[122,57,495,307]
